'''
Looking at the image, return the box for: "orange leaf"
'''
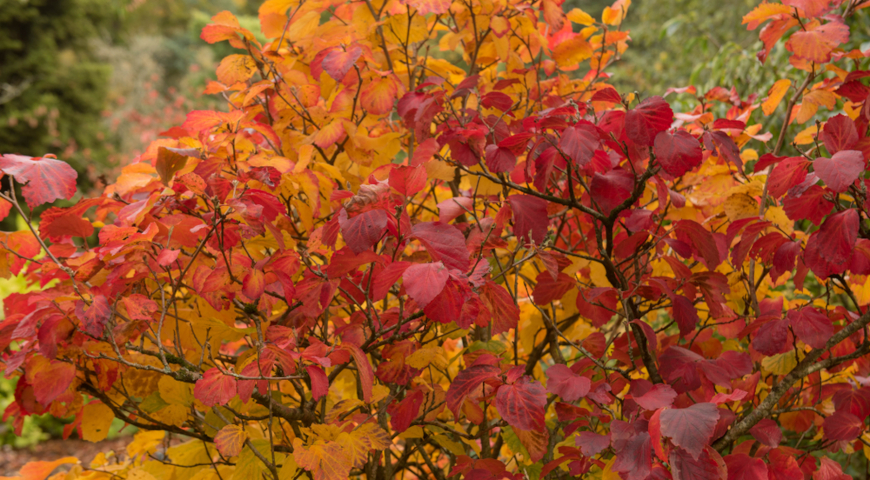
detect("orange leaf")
[292,439,353,480]
[552,36,593,69]
[216,54,258,85]
[25,355,76,406]
[742,2,793,30]
[795,89,837,124]
[215,424,248,457]
[17,457,78,480]
[785,21,849,63]
[762,79,791,116]
[361,77,399,116]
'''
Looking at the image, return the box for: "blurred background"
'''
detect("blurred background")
[1,0,868,472]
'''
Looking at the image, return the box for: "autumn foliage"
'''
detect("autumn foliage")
[4,0,870,479]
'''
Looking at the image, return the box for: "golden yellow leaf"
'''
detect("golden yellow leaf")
[796,89,836,124]
[723,194,758,222]
[762,79,790,116]
[81,403,114,443]
[567,8,594,25]
[216,55,257,85]
[127,430,166,458]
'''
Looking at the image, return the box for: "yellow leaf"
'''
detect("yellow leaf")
[406,346,445,369]
[286,11,320,43]
[723,194,758,222]
[158,376,194,407]
[278,456,298,480]
[127,468,159,480]
[292,438,353,480]
[567,8,594,25]
[232,440,271,480]
[762,351,797,376]
[215,424,248,457]
[336,424,392,468]
[426,159,456,181]
[216,54,257,85]
[127,430,166,458]
[81,403,114,443]
[399,426,425,439]
[762,79,790,116]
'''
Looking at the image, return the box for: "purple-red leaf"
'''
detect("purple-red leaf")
[507,194,549,244]
[495,377,547,432]
[342,209,388,254]
[814,150,864,193]
[0,154,77,208]
[654,130,702,176]
[659,403,720,460]
[446,364,501,418]
[625,96,673,146]
[545,364,590,402]
[402,262,449,308]
[412,222,470,272]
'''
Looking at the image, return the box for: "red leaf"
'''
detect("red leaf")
[77,295,111,337]
[814,150,864,192]
[0,154,77,208]
[321,45,362,80]
[507,194,549,244]
[822,114,859,154]
[402,262,449,308]
[752,319,790,356]
[481,92,513,112]
[659,403,720,460]
[783,185,831,225]
[724,454,768,480]
[156,249,180,267]
[341,343,374,403]
[767,449,803,480]
[388,390,423,432]
[815,457,852,480]
[669,447,725,480]
[194,368,238,407]
[424,278,468,324]
[768,157,810,198]
[816,209,859,265]
[748,418,782,447]
[545,364,590,402]
[446,364,501,418]
[306,365,329,400]
[495,377,547,432]
[559,123,599,166]
[590,169,634,213]
[123,294,159,321]
[389,165,427,196]
[672,294,700,336]
[342,209,388,254]
[654,130,702,176]
[832,388,870,420]
[633,383,677,411]
[575,431,610,456]
[29,357,76,406]
[479,281,519,335]
[789,308,833,349]
[624,96,673,146]
[675,220,721,268]
[484,145,517,174]
[823,411,863,441]
[412,221,470,272]
[532,271,575,305]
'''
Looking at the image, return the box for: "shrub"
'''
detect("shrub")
[2,1,870,479]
